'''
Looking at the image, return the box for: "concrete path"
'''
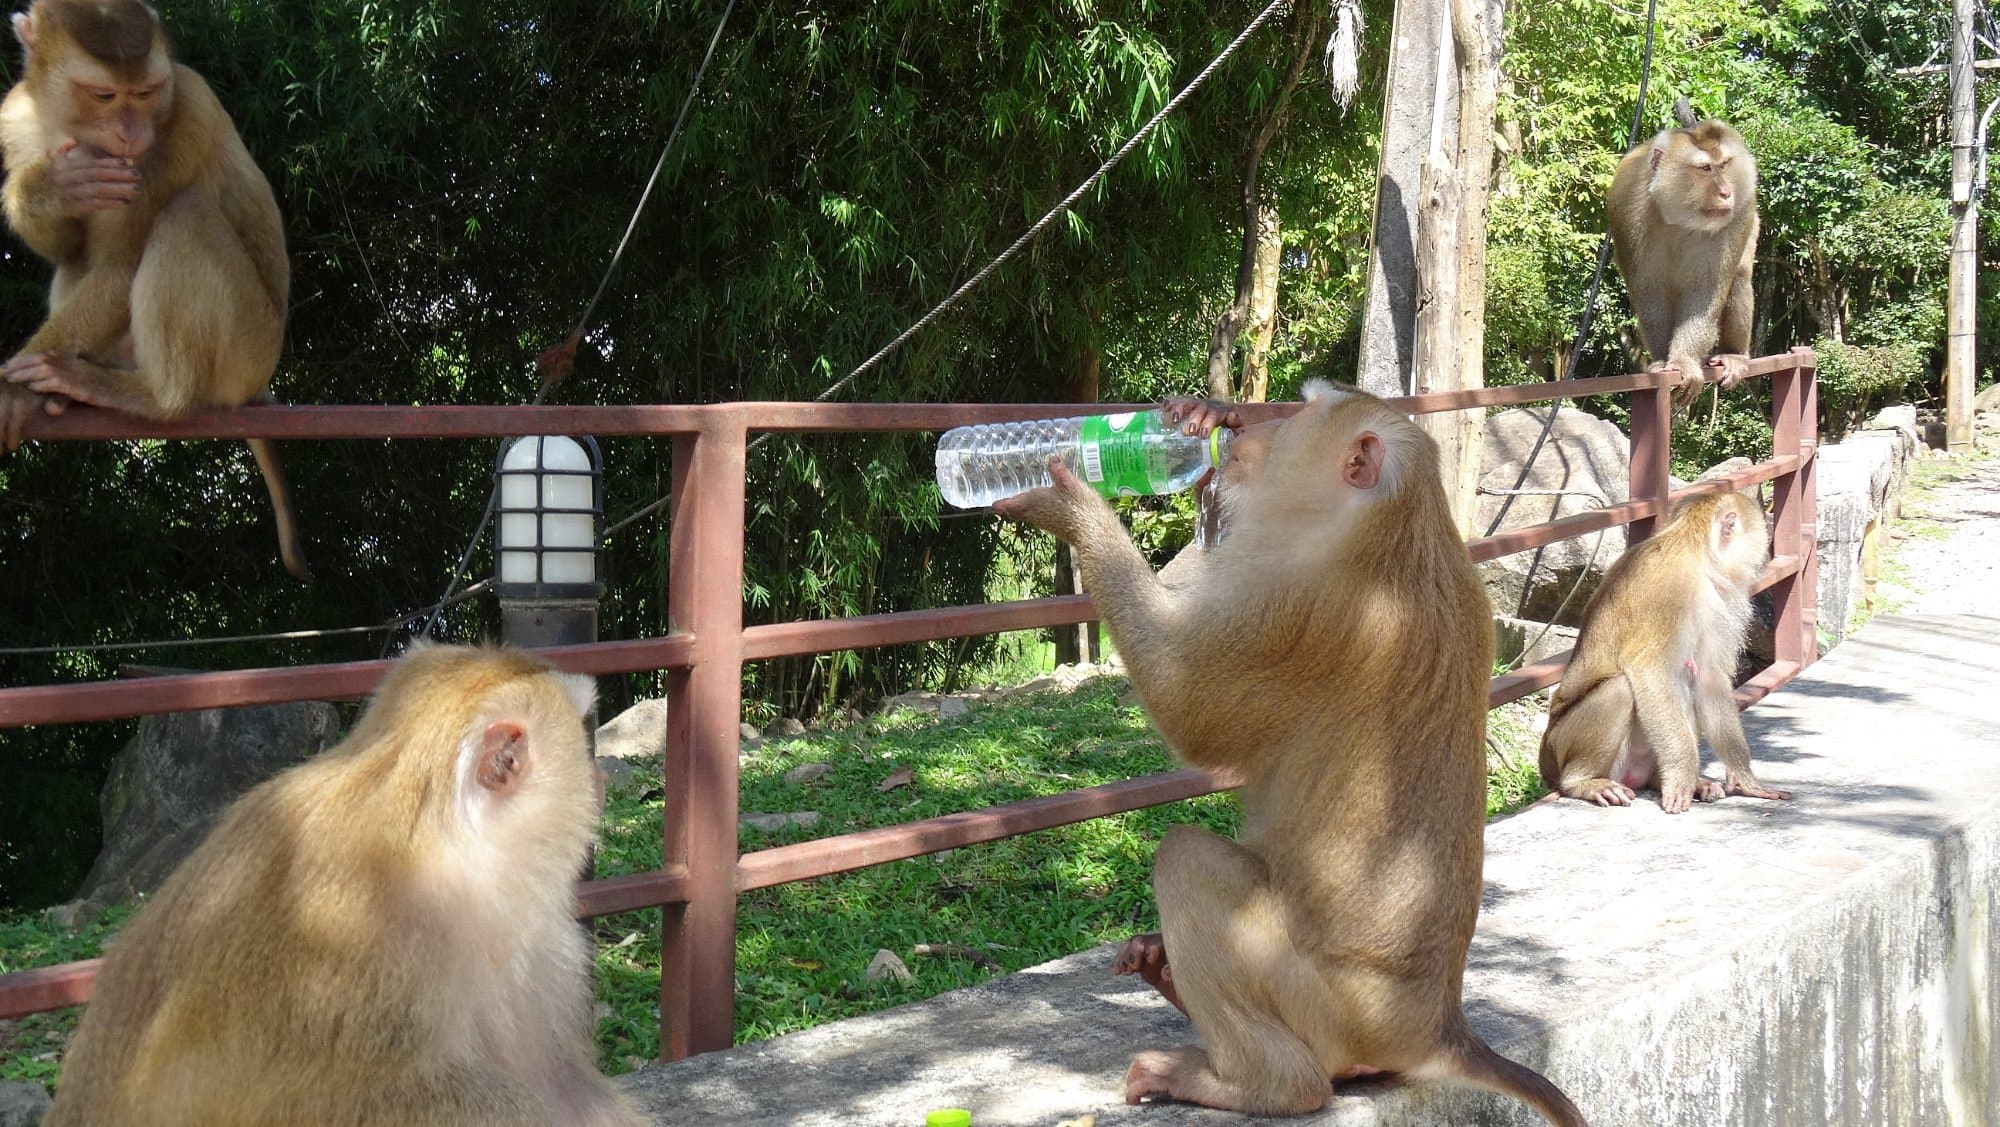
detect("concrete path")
[1898,451,2000,617]
[624,613,2000,1126]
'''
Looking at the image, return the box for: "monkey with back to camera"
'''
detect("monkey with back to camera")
[1608,116,1758,408]
[0,0,308,581]
[995,383,1586,1125]
[1539,490,1792,815]
[44,644,645,1127]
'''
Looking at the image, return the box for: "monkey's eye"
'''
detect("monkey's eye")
[133,86,161,102]
[1696,163,1713,172]
[89,90,116,104]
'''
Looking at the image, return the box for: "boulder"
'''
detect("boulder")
[69,701,340,919]
[595,698,670,760]
[1476,406,1630,626]
[0,1080,50,1127]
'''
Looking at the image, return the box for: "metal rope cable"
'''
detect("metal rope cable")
[1481,0,1659,539]
[0,581,491,659]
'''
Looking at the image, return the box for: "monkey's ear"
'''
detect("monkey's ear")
[11,12,33,52]
[1649,144,1665,172]
[1343,433,1385,490]
[1715,508,1739,544]
[474,719,529,793]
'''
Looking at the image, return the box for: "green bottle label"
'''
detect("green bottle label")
[1077,411,1154,497]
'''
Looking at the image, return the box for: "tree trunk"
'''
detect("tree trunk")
[1241,205,1283,402]
[1444,0,1502,537]
[1357,0,1456,397]
[1205,5,1321,402]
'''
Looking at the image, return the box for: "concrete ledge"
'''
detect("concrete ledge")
[624,615,2000,1125]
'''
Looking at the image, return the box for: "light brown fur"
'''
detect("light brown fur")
[44,644,643,1127]
[997,383,1586,1125]
[0,0,306,581]
[1539,491,1791,814]
[1608,119,1758,407]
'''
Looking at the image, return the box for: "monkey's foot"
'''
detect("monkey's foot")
[1,354,96,406]
[1561,778,1635,807]
[1707,353,1751,389]
[1725,774,1791,801]
[1693,779,1726,803]
[1112,932,1185,1015]
[1660,787,1695,814]
[1123,1047,1209,1106]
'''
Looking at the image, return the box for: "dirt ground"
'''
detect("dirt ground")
[1882,417,2000,618]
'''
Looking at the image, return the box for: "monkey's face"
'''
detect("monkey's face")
[57,59,169,160]
[1653,134,1755,234]
[1214,381,1416,543]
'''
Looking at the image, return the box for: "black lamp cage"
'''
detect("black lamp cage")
[493,434,605,602]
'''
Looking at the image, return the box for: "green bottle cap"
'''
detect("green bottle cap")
[925,1110,972,1127]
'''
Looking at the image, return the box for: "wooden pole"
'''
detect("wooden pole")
[1947,0,1978,453]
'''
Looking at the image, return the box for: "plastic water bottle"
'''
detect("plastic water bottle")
[935,409,1232,509]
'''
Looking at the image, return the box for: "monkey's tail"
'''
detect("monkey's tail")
[1445,1032,1588,1127]
[249,437,312,583]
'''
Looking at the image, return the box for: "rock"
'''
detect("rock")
[597,756,640,788]
[0,1079,51,1127]
[739,722,762,743]
[1975,383,2000,414]
[764,718,807,739]
[1494,616,1580,668]
[69,701,341,919]
[865,949,914,985]
[783,762,834,785]
[595,698,670,760]
[1694,456,1755,485]
[878,691,983,719]
[1475,406,1630,626]
[740,811,820,833]
[1864,404,1921,452]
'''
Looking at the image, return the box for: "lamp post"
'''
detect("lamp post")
[494,435,605,649]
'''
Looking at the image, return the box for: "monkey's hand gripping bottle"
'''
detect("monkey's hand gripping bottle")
[935,409,1232,509]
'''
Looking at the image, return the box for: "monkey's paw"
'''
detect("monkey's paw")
[1123,1047,1206,1105]
[0,384,42,453]
[1111,932,1167,978]
[1725,774,1791,801]
[991,456,1110,542]
[1660,787,1694,815]
[1585,782,1635,807]
[1693,779,1726,803]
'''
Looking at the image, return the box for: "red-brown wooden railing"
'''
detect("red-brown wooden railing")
[0,348,1819,1059]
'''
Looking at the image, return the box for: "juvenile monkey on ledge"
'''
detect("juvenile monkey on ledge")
[996,383,1586,1124]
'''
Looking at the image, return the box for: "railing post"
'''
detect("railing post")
[1770,348,1820,669]
[1626,374,1674,545]
[661,417,747,1059]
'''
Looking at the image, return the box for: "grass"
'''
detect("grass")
[1,671,1553,1085]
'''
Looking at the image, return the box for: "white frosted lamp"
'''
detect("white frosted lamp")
[494,435,604,603]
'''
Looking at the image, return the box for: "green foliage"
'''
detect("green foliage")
[0,904,134,1085]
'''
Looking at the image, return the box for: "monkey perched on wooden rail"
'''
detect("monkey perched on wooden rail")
[1608,117,1759,408]
[45,645,644,1127]
[997,383,1586,1124]
[0,0,308,581]
[1540,490,1791,814]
